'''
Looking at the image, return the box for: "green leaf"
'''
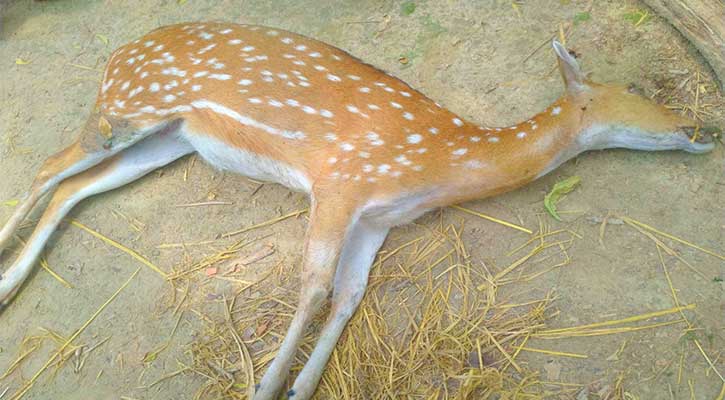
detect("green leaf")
[544,176,581,221]
[401,1,416,16]
[713,277,723,283]
[2,199,19,207]
[623,10,650,26]
[573,12,591,24]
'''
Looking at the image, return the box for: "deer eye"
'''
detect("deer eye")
[627,83,644,96]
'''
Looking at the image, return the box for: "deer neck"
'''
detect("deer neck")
[435,97,585,205]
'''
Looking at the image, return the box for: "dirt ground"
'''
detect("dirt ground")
[1,0,723,399]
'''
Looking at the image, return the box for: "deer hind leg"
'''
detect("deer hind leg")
[254,200,358,400]
[0,112,180,254]
[0,131,193,308]
[288,220,389,399]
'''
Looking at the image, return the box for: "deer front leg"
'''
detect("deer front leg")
[287,219,389,399]
[254,200,358,400]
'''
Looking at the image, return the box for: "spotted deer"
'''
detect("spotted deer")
[0,22,716,399]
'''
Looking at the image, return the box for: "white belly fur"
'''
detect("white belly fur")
[182,129,312,193]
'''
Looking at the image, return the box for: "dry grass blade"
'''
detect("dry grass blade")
[70,219,167,278]
[223,297,255,399]
[221,209,307,238]
[620,216,725,261]
[14,237,73,288]
[175,201,234,208]
[513,346,587,359]
[534,304,694,339]
[450,205,532,234]
[143,312,184,364]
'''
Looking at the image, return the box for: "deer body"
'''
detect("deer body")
[0,22,715,400]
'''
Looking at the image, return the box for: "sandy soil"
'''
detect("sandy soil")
[0,0,723,399]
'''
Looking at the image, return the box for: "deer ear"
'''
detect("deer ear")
[552,40,587,92]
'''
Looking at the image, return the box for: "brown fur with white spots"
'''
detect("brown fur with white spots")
[0,22,715,400]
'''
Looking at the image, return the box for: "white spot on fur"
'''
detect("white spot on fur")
[208,74,231,80]
[198,44,216,54]
[407,134,422,144]
[128,86,144,98]
[464,160,486,169]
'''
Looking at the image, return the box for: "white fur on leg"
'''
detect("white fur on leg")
[255,204,357,400]
[0,155,102,254]
[287,220,389,399]
[253,240,340,400]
